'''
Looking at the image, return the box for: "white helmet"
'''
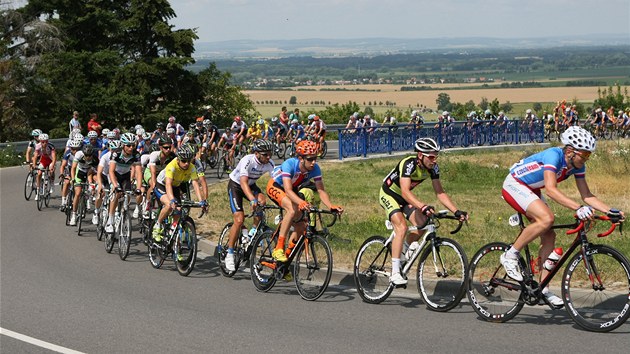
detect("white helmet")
[442,111,449,116]
[136,128,145,136]
[565,107,571,113]
[166,127,175,134]
[68,139,82,148]
[73,134,84,142]
[106,131,117,139]
[561,126,596,152]
[134,124,144,131]
[87,131,98,138]
[526,109,532,114]
[411,110,418,117]
[38,133,49,141]
[102,128,110,136]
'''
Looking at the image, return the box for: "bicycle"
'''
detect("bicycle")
[73,182,90,236]
[95,186,110,241]
[467,213,629,332]
[249,207,341,301]
[35,167,52,211]
[148,200,206,276]
[23,163,37,201]
[353,211,467,311]
[104,190,135,260]
[217,204,282,277]
[216,145,234,179]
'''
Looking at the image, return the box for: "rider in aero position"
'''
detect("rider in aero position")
[106,133,144,233]
[151,145,207,242]
[224,139,275,271]
[266,140,343,263]
[500,126,624,305]
[380,138,468,285]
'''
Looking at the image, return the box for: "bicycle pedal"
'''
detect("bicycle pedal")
[394,284,407,289]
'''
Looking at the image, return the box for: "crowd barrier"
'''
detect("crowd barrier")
[337,121,544,159]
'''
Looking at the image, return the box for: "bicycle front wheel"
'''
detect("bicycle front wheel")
[218,222,238,277]
[353,236,394,304]
[117,213,132,260]
[249,230,277,292]
[294,235,333,301]
[175,217,198,276]
[36,183,45,211]
[416,237,468,312]
[562,245,630,332]
[466,242,524,322]
[24,172,35,201]
[217,156,226,179]
[76,195,85,236]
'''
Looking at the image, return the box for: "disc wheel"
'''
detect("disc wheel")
[249,230,278,292]
[353,236,394,304]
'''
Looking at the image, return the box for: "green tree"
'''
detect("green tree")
[436,92,451,112]
[289,96,297,105]
[489,98,500,115]
[478,97,489,110]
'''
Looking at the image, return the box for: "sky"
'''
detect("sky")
[169,0,630,42]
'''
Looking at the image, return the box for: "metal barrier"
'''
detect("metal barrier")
[338,121,544,159]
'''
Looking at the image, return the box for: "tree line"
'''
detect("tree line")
[1,0,255,142]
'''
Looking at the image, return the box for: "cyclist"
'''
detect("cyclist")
[287,119,306,152]
[304,114,316,134]
[217,126,237,170]
[105,133,143,233]
[500,126,624,306]
[279,106,290,132]
[231,116,248,146]
[266,140,343,263]
[59,139,82,211]
[309,115,327,155]
[84,130,103,152]
[224,139,275,271]
[288,108,300,127]
[247,118,264,141]
[151,122,165,143]
[68,144,99,226]
[141,137,176,217]
[203,119,220,158]
[25,129,42,166]
[33,134,57,200]
[94,140,121,225]
[166,116,186,140]
[151,145,207,242]
[271,116,286,149]
[380,137,468,285]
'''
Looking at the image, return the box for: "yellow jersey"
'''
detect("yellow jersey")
[157,158,198,187]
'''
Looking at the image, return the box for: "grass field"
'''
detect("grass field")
[197,140,630,271]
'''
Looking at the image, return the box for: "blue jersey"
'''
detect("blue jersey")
[271,157,322,189]
[509,147,585,190]
[83,138,103,150]
[289,125,305,140]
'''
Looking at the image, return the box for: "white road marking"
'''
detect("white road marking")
[0,327,85,354]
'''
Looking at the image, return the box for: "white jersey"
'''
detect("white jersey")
[230,121,247,133]
[228,154,275,186]
[310,120,327,131]
[140,153,151,168]
[98,151,113,176]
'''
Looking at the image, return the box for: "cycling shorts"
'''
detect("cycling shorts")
[143,167,152,186]
[266,179,287,206]
[378,187,416,220]
[111,171,132,191]
[154,182,182,201]
[74,169,90,184]
[227,179,262,213]
[501,174,544,214]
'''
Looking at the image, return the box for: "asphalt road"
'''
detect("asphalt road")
[1,165,629,353]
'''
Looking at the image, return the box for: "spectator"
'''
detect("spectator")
[69,111,81,134]
[87,113,102,135]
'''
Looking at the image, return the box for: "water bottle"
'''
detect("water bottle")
[241,227,250,245]
[405,241,420,261]
[169,219,178,235]
[248,227,256,237]
[400,241,410,262]
[543,248,563,271]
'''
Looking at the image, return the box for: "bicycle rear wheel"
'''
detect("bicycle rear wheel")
[249,230,278,292]
[65,192,73,226]
[217,155,226,179]
[105,231,115,253]
[24,172,35,201]
[562,245,630,332]
[294,235,333,301]
[416,237,468,312]
[77,195,85,236]
[353,235,394,304]
[318,141,328,159]
[117,213,132,260]
[175,217,197,276]
[218,222,239,277]
[466,242,524,322]
[44,179,51,207]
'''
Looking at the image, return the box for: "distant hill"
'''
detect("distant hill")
[193,34,629,59]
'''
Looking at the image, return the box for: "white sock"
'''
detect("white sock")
[392,258,401,274]
[506,247,520,259]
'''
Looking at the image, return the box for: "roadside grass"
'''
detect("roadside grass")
[197,140,630,271]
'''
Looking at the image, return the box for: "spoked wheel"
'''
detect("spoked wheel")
[105,230,116,253]
[148,222,166,268]
[353,236,394,304]
[562,245,630,332]
[175,217,198,276]
[218,222,239,277]
[416,237,468,312]
[96,206,108,241]
[466,242,524,322]
[36,183,45,211]
[24,172,35,201]
[217,156,227,179]
[207,149,218,169]
[294,235,333,301]
[44,179,51,207]
[117,213,132,260]
[65,193,73,226]
[275,141,286,159]
[318,141,328,159]
[76,195,85,236]
[249,230,278,292]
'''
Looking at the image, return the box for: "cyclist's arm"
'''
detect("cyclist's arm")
[25,146,33,164]
[431,179,464,217]
[50,149,57,169]
[313,179,335,210]
[543,170,581,210]
[196,174,207,201]
[239,175,257,204]
[70,160,78,182]
[400,176,426,210]
[149,165,158,188]
[133,164,143,191]
[109,161,119,189]
[190,178,204,203]
[165,176,176,203]
[575,178,612,214]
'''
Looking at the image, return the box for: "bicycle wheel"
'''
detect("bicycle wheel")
[44,178,51,207]
[217,156,226,179]
[96,207,106,241]
[208,150,218,169]
[117,213,132,260]
[218,222,239,277]
[466,242,524,322]
[416,237,468,312]
[249,230,278,292]
[76,195,85,236]
[294,235,333,301]
[147,221,166,269]
[24,172,35,201]
[319,141,328,159]
[175,217,197,276]
[353,235,394,304]
[275,141,286,159]
[562,245,630,332]
[65,192,73,226]
[105,230,115,253]
[36,182,45,211]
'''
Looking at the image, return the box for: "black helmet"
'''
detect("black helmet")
[252,139,273,152]
[157,134,170,146]
[176,145,195,160]
[82,144,95,156]
[156,122,165,129]
[414,138,440,153]
[149,144,160,153]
